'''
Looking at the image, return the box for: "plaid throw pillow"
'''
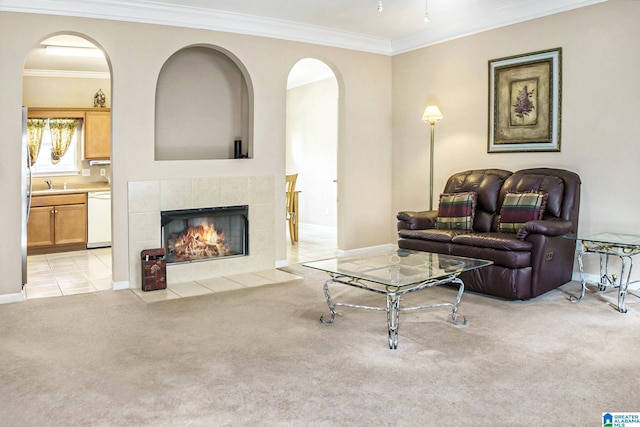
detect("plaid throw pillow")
[436,192,477,231]
[499,192,547,234]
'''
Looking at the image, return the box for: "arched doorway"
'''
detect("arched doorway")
[285,58,338,263]
[22,34,113,298]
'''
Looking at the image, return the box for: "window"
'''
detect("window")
[31,119,81,176]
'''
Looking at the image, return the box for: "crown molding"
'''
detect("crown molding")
[23,69,111,79]
[0,0,608,56]
[392,0,608,54]
[0,0,393,55]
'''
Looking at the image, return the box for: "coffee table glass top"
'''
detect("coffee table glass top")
[564,232,640,247]
[304,249,492,288]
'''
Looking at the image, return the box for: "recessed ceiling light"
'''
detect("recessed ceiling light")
[45,45,104,58]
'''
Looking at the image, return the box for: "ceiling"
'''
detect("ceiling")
[138,0,604,45]
[16,0,606,79]
[8,0,606,54]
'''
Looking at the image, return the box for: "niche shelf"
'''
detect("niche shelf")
[155,45,253,160]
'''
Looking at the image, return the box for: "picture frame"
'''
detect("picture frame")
[488,48,562,153]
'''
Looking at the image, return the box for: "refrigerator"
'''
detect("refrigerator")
[21,106,31,287]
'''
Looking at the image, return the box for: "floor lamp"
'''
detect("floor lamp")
[422,105,443,211]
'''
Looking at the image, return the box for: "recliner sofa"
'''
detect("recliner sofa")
[397,168,581,300]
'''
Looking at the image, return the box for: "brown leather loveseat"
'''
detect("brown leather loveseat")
[397,168,581,300]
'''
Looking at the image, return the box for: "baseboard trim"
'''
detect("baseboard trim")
[571,272,640,290]
[336,243,397,258]
[572,272,597,283]
[112,280,130,290]
[0,292,25,304]
[277,244,397,268]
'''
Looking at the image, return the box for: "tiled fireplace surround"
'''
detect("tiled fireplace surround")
[128,176,275,288]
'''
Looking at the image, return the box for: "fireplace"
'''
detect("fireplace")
[161,205,249,264]
[128,176,275,288]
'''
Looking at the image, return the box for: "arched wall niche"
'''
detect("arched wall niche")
[155,44,254,160]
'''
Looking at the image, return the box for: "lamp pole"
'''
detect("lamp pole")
[422,105,443,211]
[429,122,436,211]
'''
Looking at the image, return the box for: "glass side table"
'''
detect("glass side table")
[564,232,640,313]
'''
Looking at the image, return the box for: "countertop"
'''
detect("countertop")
[30,182,111,196]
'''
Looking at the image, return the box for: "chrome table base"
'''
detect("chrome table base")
[570,241,640,313]
[319,273,467,349]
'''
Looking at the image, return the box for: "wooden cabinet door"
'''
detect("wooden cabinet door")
[54,204,87,245]
[27,206,55,248]
[84,111,111,159]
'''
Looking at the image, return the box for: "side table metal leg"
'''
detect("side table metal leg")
[319,279,338,324]
[599,253,613,291]
[386,294,400,349]
[570,250,587,302]
[617,257,633,313]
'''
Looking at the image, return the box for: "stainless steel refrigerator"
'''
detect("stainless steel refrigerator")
[21,106,32,287]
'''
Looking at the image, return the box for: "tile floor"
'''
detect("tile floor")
[25,247,113,299]
[24,223,337,302]
[287,223,338,264]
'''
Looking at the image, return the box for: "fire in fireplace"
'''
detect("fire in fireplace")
[161,205,248,264]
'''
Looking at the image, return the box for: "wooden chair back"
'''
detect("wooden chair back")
[285,173,297,215]
[285,173,298,244]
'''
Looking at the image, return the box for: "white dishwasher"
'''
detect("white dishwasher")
[87,191,112,248]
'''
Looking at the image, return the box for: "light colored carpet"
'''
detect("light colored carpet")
[1,264,639,426]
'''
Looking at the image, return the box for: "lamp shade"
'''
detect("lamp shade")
[422,105,443,125]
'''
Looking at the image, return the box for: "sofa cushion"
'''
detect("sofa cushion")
[451,232,533,251]
[398,228,465,243]
[500,171,565,219]
[498,192,547,234]
[435,192,477,230]
[442,169,512,232]
[451,245,532,269]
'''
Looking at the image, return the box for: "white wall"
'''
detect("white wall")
[23,75,111,109]
[286,77,338,227]
[391,1,640,279]
[4,3,634,300]
[0,11,393,299]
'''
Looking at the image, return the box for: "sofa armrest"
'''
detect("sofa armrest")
[397,210,437,230]
[516,219,573,240]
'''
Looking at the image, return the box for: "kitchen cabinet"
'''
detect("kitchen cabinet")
[27,107,111,160]
[84,110,111,159]
[27,193,87,254]
[27,108,85,119]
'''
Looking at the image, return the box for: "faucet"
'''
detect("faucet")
[45,180,53,189]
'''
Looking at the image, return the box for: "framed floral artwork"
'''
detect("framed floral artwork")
[488,48,562,153]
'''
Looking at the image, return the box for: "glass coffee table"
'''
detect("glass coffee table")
[304,249,492,349]
[565,232,640,313]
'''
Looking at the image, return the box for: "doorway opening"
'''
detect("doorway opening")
[22,34,113,298]
[285,58,338,263]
